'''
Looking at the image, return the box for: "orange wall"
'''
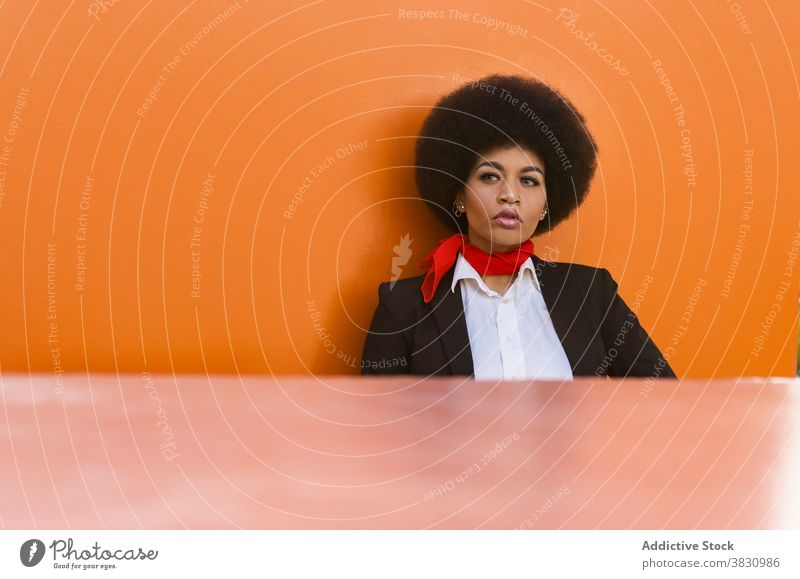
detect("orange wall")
[0,0,797,378]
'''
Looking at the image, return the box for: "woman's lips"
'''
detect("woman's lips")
[494,216,521,229]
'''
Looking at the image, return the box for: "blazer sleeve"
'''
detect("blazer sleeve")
[360,282,412,375]
[598,268,677,379]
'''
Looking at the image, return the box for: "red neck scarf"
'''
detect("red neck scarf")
[418,233,535,303]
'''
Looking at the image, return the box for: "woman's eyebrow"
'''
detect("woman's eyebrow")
[476,160,544,175]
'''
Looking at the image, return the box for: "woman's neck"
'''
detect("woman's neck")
[481,271,517,295]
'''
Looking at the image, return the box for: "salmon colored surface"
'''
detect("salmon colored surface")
[2,373,799,529]
[0,1,798,377]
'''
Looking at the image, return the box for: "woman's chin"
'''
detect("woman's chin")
[487,226,532,246]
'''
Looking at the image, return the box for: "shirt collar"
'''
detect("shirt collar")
[450,252,541,296]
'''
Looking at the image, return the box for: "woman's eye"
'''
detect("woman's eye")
[479,172,540,186]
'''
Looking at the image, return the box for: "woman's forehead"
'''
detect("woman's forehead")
[471,146,546,170]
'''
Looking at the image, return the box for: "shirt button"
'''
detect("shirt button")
[506,335,512,342]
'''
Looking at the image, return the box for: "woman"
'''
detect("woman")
[361,74,675,380]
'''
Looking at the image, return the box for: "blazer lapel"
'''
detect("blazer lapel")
[532,255,594,375]
[429,266,474,376]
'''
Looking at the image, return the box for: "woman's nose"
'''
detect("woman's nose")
[500,183,520,204]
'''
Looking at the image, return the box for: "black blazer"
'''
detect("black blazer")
[361,255,676,379]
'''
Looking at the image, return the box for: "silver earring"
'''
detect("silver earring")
[540,208,548,220]
[453,201,464,217]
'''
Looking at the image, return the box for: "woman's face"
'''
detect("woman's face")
[455,146,548,253]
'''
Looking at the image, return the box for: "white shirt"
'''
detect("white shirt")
[450,252,574,381]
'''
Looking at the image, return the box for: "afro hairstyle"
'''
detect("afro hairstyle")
[414,74,598,235]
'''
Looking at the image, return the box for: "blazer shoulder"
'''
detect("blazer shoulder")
[372,273,427,319]
[536,258,612,308]
[376,272,426,295]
